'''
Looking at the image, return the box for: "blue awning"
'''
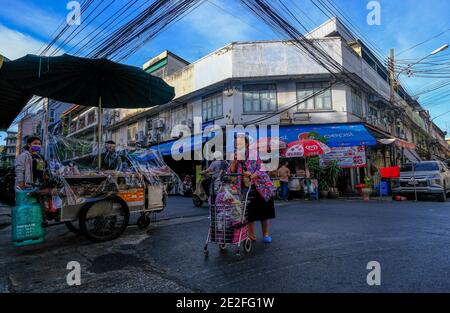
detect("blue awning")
[279,123,376,147]
[149,133,211,156]
[151,123,376,157]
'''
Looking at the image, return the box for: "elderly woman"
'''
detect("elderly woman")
[228,136,276,243]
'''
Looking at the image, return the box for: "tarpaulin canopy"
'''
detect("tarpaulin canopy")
[150,133,210,156]
[0,54,175,108]
[0,55,32,129]
[0,53,175,167]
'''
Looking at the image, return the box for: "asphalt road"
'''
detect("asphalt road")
[1,196,450,292]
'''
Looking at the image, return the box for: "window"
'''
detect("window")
[78,116,86,130]
[87,110,96,125]
[127,123,138,142]
[296,82,332,110]
[70,120,77,133]
[351,89,364,117]
[171,105,188,126]
[202,94,223,121]
[401,162,439,172]
[243,84,277,113]
[49,109,55,123]
[368,106,378,118]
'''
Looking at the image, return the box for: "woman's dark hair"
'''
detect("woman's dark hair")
[26,136,41,145]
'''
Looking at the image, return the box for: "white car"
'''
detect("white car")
[391,161,450,202]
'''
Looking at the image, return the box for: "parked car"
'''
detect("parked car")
[391,161,450,202]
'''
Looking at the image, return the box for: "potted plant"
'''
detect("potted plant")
[306,157,322,180]
[319,179,330,198]
[325,160,342,199]
[362,176,373,201]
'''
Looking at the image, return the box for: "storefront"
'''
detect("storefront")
[277,123,377,195]
[149,123,377,195]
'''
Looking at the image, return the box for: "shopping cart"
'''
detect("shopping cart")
[203,173,253,258]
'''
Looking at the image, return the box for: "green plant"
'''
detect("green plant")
[324,160,342,187]
[364,176,373,188]
[319,179,329,191]
[306,157,322,179]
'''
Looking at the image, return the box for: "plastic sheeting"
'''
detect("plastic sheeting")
[46,134,180,207]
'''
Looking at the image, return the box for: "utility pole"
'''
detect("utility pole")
[389,48,399,167]
[389,48,396,104]
[43,98,49,159]
[16,118,23,158]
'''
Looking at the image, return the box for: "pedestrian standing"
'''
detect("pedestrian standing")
[228,135,276,243]
[277,162,291,201]
[202,151,228,200]
[15,136,46,190]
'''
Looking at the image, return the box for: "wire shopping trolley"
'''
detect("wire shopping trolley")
[203,173,253,258]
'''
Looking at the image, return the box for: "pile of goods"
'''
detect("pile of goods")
[212,185,246,244]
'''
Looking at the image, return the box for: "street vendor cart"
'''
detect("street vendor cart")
[12,137,173,245]
[1,53,175,246]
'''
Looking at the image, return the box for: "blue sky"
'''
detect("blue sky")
[0,0,449,144]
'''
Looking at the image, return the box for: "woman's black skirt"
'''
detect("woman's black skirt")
[246,186,275,222]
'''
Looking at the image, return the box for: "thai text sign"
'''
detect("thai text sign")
[320,146,367,168]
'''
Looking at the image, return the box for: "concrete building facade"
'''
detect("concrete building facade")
[60,18,448,192]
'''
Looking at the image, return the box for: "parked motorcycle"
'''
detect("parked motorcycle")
[182,174,193,197]
[192,172,211,207]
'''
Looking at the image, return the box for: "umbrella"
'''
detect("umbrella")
[283,139,331,157]
[0,54,175,167]
[0,55,32,129]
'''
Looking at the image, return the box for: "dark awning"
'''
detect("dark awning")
[403,148,421,163]
[0,55,32,129]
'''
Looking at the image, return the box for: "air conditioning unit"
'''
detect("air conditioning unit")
[158,118,165,129]
[136,130,144,142]
[147,130,159,144]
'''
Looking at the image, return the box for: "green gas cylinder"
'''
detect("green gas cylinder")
[11,189,45,247]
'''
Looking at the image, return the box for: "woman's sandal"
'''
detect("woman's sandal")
[263,236,272,243]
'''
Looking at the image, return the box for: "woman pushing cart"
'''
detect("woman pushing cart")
[203,173,253,258]
[203,135,277,258]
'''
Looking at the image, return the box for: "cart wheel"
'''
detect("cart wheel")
[65,221,82,235]
[193,195,203,208]
[236,250,241,260]
[137,214,151,229]
[79,196,130,243]
[243,238,252,254]
[219,243,227,251]
[204,249,209,258]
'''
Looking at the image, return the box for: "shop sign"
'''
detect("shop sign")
[320,146,367,168]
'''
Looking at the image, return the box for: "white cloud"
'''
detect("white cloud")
[0,24,45,59]
[183,0,267,47]
[0,0,62,38]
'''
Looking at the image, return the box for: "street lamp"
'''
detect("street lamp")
[430,44,449,55]
[397,43,449,78]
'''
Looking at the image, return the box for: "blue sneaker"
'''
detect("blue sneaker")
[263,236,272,243]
